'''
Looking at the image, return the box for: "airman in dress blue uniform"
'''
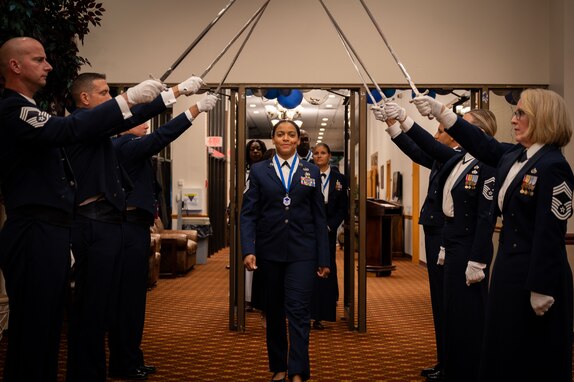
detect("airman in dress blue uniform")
[109,93,217,379]
[241,120,330,382]
[0,37,164,382]
[310,143,348,330]
[372,106,460,380]
[64,72,205,382]
[379,104,498,382]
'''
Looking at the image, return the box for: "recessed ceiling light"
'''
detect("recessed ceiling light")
[249,104,256,107]
[253,110,260,114]
[328,94,335,98]
[326,104,333,108]
[318,132,324,136]
[322,117,328,121]
[317,140,322,143]
[321,123,327,126]
[319,128,325,131]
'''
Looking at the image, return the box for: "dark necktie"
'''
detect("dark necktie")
[518,149,528,163]
[282,161,290,169]
[321,173,326,182]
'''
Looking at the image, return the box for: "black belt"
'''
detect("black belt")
[10,205,73,227]
[444,216,454,223]
[75,199,123,224]
[125,208,154,227]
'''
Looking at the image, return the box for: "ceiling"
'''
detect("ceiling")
[245,88,349,152]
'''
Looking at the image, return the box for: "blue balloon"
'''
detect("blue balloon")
[366,88,383,104]
[277,89,303,109]
[264,88,279,99]
[382,89,396,98]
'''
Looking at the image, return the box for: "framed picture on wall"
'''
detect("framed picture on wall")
[182,188,203,212]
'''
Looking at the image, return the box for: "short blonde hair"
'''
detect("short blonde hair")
[520,88,572,147]
[466,109,497,137]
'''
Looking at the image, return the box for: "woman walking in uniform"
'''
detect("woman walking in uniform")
[310,143,348,330]
[240,120,330,382]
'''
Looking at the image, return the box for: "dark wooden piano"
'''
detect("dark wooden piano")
[366,199,404,276]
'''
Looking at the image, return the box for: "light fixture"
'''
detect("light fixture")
[322,117,328,121]
[318,132,324,136]
[319,128,325,131]
[321,122,327,126]
[326,104,333,108]
[249,104,256,108]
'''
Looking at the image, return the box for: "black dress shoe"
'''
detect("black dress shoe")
[139,364,156,374]
[109,368,148,380]
[420,364,440,377]
[312,320,325,330]
[426,370,445,382]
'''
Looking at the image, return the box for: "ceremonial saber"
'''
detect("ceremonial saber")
[159,0,237,82]
[335,26,378,105]
[358,0,420,96]
[200,0,270,79]
[213,0,270,94]
[318,0,386,105]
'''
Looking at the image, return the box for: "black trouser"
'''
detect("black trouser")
[423,225,445,368]
[108,220,151,373]
[0,215,71,382]
[67,213,123,382]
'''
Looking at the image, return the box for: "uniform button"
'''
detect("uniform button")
[121,188,125,192]
[465,227,469,231]
[60,195,65,199]
[61,176,66,181]
[285,206,289,211]
[284,219,289,224]
[512,243,517,248]
[117,180,120,183]
[465,213,469,217]
[113,193,117,197]
[69,181,75,186]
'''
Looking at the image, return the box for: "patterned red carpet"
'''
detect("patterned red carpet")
[1,248,572,381]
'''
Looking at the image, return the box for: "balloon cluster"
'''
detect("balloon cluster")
[248,88,304,109]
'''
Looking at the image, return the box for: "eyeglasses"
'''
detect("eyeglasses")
[512,108,526,120]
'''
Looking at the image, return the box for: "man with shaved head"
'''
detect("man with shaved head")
[0,37,165,381]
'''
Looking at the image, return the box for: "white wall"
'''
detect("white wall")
[80,0,550,85]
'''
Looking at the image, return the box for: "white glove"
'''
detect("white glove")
[371,106,387,122]
[197,93,219,113]
[437,246,445,265]
[384,102,406,122]
[177,76,204,96]
[411,95,443,118]
[385,122,401,139]
[126,79,165,104]
[530,291,555,316]
[411,95,458,128]
[465,261,486,286]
